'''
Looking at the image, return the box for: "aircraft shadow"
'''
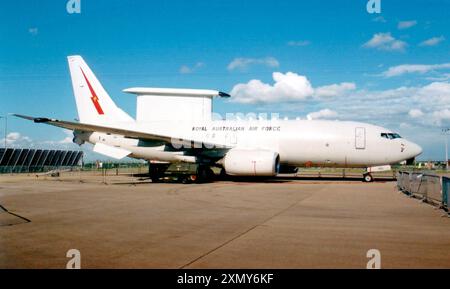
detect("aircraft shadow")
[114,174,395,184]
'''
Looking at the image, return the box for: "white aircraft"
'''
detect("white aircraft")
[15,55,422,182]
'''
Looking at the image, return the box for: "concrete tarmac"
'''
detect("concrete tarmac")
[1,173,449,268]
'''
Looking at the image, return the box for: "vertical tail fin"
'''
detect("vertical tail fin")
[67,55,134,124]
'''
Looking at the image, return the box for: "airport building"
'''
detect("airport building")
[0,148,83,174]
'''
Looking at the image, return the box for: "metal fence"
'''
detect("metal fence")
[0,148,83,173]
[397,171,448,212]
[442,177,450,209]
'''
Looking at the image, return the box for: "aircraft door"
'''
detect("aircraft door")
[355,127,366,149]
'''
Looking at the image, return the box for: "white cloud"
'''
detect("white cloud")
[7,132,28,142]
[382,63,450,77]
[39,130,78,147]
[230,72,356,104]
[28,27,38,36]
[273,78,450,129]
[419,36,445,47]
[265,78,449,122]
[314,82,356,98]
[230,72,357,104]
[230,72,314,103]
[426,73,450,82]
[326,81,450,127]
[363,33,407,52]
[408,109,424,118]
[228,68,450,144]
[227,68,450,159]
[306,109,338,120]
[397,20,417,30]
[431,109,450,125]
[179,62,204,74]
[399,122,411,129]
[287,40,311,47]
[415,82,450,107]
[227,57,279,71]
[0,132,32,147]
[59,130,73,144]
[179,66,192,74]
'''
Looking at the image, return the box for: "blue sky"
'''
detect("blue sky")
[1,0,450,160]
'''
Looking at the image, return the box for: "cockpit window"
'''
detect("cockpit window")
[381,133,402,139]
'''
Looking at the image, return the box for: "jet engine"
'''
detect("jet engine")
[223,149,279,176]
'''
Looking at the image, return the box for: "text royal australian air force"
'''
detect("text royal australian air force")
[171,123,283,149]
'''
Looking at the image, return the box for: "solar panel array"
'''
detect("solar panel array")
[0,148,83,173]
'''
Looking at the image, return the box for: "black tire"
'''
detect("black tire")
[148,163,169,183]
[219,168,228,180]
[196,166,215,183]
[182,177,193,184]
[206,167,215,181]
[363,173,374,182]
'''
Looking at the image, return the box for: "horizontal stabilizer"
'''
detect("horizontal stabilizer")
[93,143,131,159]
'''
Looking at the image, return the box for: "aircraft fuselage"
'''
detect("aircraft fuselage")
[77,119,422,168]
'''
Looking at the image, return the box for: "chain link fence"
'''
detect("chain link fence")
[397,171,448,213]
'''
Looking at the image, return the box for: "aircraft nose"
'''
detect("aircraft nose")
[409,142,423,158]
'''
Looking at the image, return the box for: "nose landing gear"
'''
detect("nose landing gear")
[363,173,374,182]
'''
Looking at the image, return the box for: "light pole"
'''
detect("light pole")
[442,128,450,170]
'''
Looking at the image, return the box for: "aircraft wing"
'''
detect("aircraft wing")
[14,114,228,150]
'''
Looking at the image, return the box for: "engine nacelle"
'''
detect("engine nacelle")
[223,149,279,176]
[73,136,85,145]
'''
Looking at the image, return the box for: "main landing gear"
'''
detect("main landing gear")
[148,162,216,183]
[182,165,215,184]
[148,163,170,183]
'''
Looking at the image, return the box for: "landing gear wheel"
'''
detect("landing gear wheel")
[148,162,169,183]
[149,167,160,183]
[219,168,228,180]
[180,174,196,184]
[205,167,215,182]
[197,167,208,183]
[189,174,198,183]
[196,166,215,183]
[363,173,374,182]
